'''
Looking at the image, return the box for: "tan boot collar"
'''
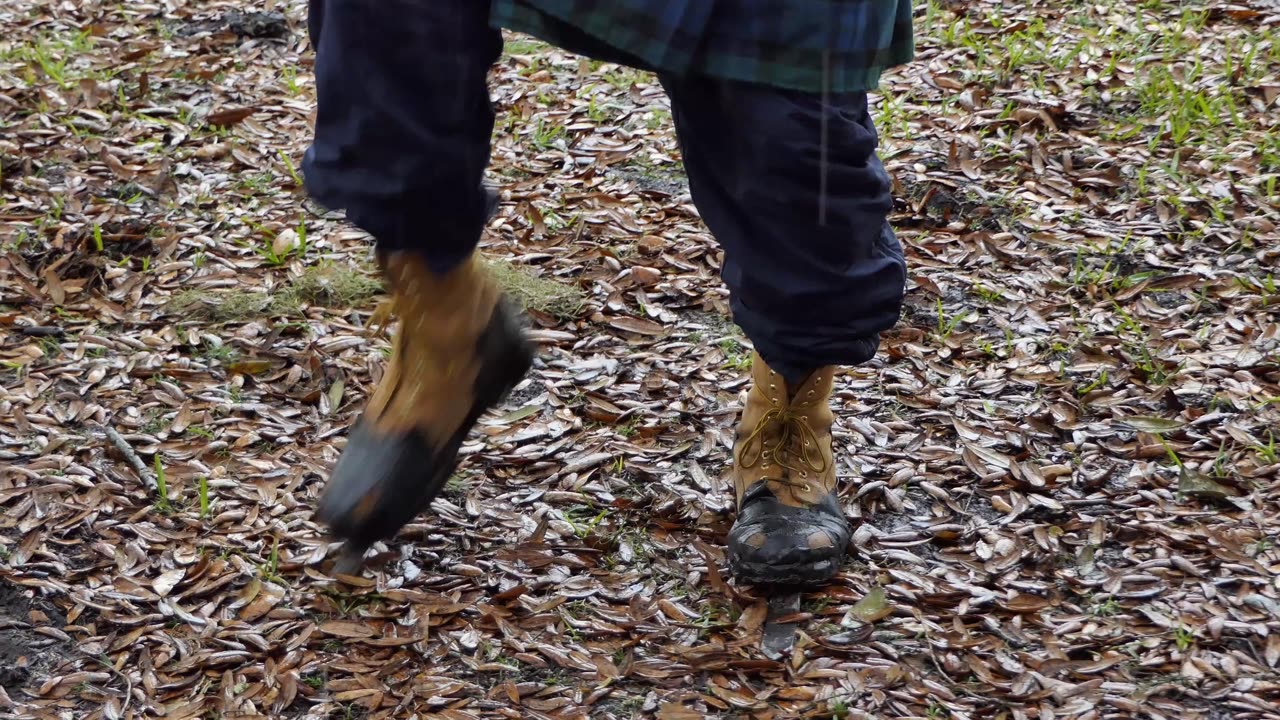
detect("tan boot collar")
[746,352,836,414]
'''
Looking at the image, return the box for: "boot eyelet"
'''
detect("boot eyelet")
[800,471,808,478]
[762,463,771,469]
[769,383,776,391]
[802,483,812,492]
[807,390,815,398]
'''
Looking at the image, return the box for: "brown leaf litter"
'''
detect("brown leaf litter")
[1,0,1279,718]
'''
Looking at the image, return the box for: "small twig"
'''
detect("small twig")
[96,423,157,492]
[17,325,65,337]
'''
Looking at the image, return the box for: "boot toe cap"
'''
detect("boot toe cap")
[727,490,851,586]
[317,423,448,547]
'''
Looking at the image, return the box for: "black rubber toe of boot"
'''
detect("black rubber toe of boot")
[316,422,452,550]
[727,483,852,586]
[316,300,533,552]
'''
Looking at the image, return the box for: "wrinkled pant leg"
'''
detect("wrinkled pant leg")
[303,0,502,274]
[660,76,906,376]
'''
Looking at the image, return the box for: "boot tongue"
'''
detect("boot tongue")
[784,370,816,403]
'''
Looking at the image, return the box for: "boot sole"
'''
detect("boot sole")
[728,554,840,587]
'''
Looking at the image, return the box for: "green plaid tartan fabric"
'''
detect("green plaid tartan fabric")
[490,0,915,93]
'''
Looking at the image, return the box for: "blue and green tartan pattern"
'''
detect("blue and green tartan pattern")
[490,0,915,93]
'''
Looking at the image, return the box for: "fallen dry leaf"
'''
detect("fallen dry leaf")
[206,106,256,127]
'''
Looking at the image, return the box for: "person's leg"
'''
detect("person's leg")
[303,0,533,571]
[304,0,501,272]
[660,76,906,585]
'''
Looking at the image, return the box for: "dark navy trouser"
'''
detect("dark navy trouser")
[302,0,907,376]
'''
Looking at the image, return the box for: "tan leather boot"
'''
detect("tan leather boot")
[317,251,532,567]
[727,352,850,585]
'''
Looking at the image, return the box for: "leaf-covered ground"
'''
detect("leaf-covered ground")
[2,0,1279,718]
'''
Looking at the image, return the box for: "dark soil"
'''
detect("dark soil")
[0,580,70,697]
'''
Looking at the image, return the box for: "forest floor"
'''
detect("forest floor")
[1,0,1279,718]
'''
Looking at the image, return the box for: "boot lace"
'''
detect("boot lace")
[737,405,828,490]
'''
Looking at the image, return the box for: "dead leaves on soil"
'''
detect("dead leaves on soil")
[1,0,1279,718]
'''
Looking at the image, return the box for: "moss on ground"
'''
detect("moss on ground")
[485,258,585,319]
[167,258,582,322]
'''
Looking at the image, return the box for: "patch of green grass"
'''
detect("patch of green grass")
[804,596,834,615]
[322,588,383,615]
[153,455,172,513]
[1076,369,1109,396]
[644,108,670,131]
[442,474,467,499]
[38,335,63,359]
[972,283,1002,303]
[257,536,285,585]
[197,475,211,519]
[1131,64,1244,150]
[290,261,384,308]
[1112,303,1181,385]
[719,338,751,371]
[1249,536,1275,556]
[280,65,300,95]
[1090,596,1122,617]
[535,205,576,233]
[247,218,309,267]
[198,339,241,366]
[167,289,283,322]
[277,150,303,187]
[14,30,97,90]
[530,116,566,150]
[693,599,739,631]
[486,259,584,318]
[562,505,609,539]
[330,702,368,720]
[934,297,971,342]
[563,599,592,620]
[1173,625,1195,652]
[140,408,168,435]
[603,66,648,91]
[187,425,215,440]
[1254,431,1278,465]
[874,91,911,139]
[503,36,550,57]
[615,418,639,439]
[236,172,276,195]
[584,89,615,124]
[167,262,383,323]
[1236,274,1277,306]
